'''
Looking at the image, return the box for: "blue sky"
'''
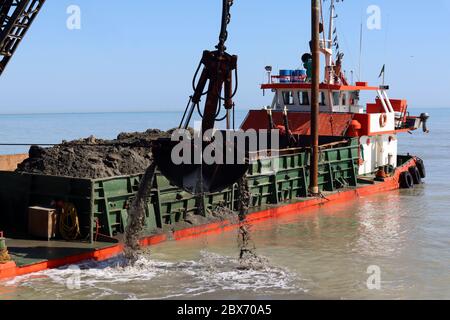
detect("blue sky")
[0,0,449,114]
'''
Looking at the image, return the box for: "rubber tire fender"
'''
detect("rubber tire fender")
[416,159,426,179]
[409,166,422,185]
[400,171,414,189]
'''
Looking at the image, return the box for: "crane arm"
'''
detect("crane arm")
[0,0,45,76]
[180,0,237,134]
[153,0,247,195]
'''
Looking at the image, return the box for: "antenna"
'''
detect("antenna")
[265,66,272,84]
[325,0,335,83]
[358,20,363,81]
[321,0,344,84]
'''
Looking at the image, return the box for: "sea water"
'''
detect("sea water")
[0,108,448,300]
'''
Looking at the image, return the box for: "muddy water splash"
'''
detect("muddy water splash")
[237,176,267,270]
[2,251,303,299]
[124,168,263,268]
[124,163,157,262]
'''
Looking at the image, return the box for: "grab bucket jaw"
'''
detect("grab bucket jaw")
[152,133,249,195]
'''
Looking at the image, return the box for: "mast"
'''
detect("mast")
[320,0,336,84]
[358,21,363,81]
[328,0,334,48]
[326,0,334,83]
[310,0,320,195]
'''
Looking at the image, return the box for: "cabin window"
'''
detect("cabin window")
[342,93,347,106]
[332,92,340,106]
[298,91,310,105]
[349,91,359,105]
[320,92,326,106]
[282,91,295,105]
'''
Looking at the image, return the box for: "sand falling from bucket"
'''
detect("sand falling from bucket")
[124,163,157,262]
[237,176,267,270]
[123,166,266,269]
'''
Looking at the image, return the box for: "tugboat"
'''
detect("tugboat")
[242,0,430,190]
[154,0,429,197]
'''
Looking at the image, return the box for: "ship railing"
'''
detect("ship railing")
[270,75,307,84]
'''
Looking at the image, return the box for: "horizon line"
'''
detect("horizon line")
[0,106,446,116]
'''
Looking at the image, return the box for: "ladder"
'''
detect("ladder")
[0,0,45,76]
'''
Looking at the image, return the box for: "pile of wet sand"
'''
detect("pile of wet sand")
[16,129,170,179]
[16,127,264,268]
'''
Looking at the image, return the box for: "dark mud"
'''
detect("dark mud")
[15,127,261,268]
[237,176,267,270]
[16,129,170,179]
[124,163,157,262]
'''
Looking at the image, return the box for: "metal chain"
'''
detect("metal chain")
[216,0,234,54]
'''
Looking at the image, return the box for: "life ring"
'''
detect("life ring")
[416,159,426,179]
[400,171,414,189]
[379,114,388,128]
[408,166,422,185]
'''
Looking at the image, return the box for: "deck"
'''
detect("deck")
[6,237,115,268]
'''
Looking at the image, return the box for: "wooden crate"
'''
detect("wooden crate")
[28,207,57,240]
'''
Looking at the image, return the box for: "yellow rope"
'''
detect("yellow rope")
[0,249,11,264]
[59,203,80,241]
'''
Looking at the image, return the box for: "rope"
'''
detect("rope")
[94,218,116,243]
[319,192,331,202]
[59,203,80,241]
[0,249,11,264]
[0,142,155,147]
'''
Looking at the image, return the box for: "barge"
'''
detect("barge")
[0,0,429,280]
[0,139,426,280]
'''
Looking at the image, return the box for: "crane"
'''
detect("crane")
[0,0,285,197]
[152,0,250,195]
[0,0,45,76]
[0,0,248,195]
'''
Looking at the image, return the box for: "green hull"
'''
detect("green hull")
[0,137,359,242]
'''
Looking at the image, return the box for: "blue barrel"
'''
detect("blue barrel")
[279,70,293,83]
[292,69,307,83]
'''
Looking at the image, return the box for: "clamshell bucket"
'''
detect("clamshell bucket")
[152,132,249,195]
